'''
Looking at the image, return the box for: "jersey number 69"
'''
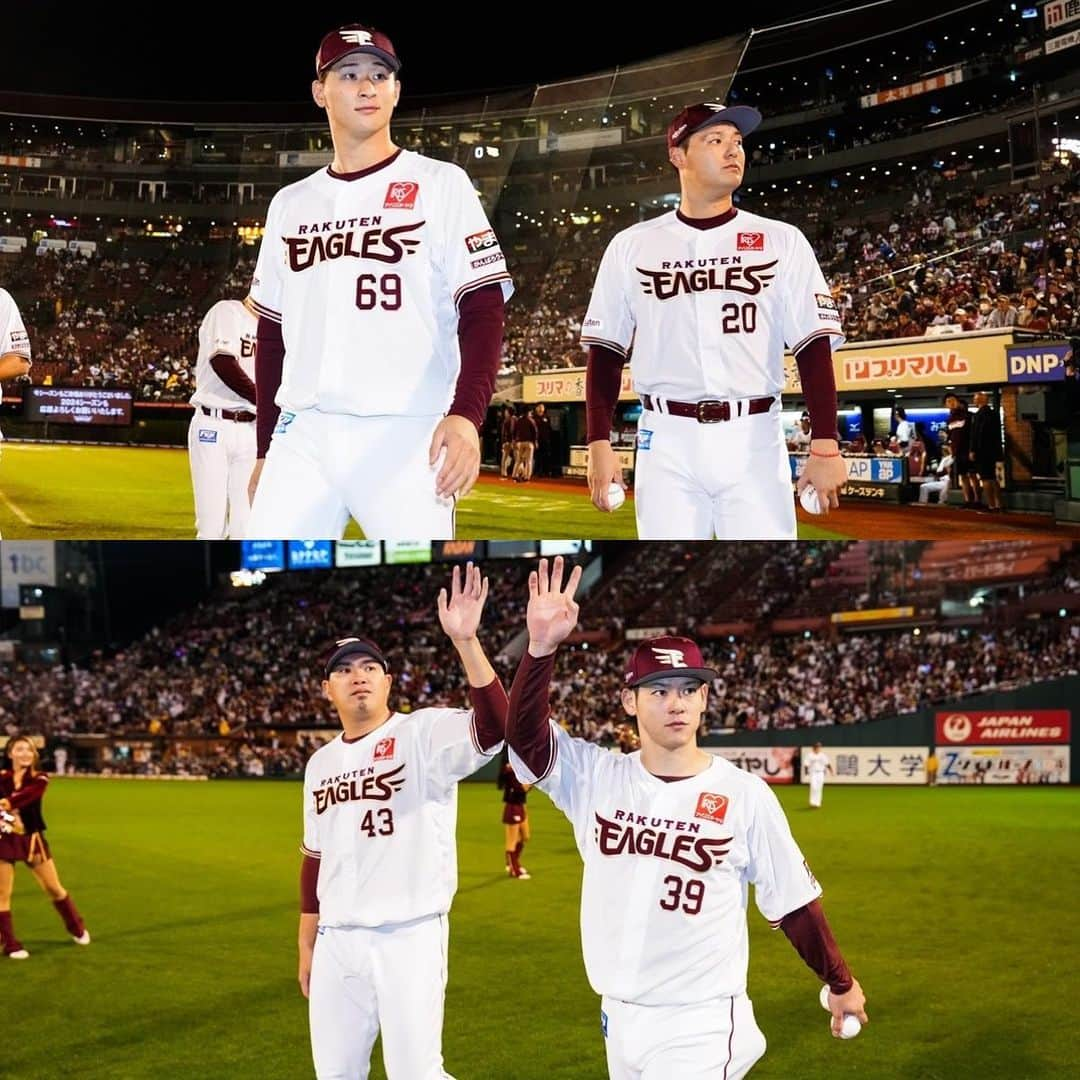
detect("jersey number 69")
[356,273,402,311]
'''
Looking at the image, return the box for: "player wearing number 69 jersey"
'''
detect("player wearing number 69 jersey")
[584,102,847,539]
[298,564,506,1080]
[248,24,512,539]
[507,558,869,1078]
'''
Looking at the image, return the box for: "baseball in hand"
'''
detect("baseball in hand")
[606,482,626,511]
[799,485,822,515]
[820,985,861,1039]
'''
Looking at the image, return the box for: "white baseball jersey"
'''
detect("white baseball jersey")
[581,208,843,399]
[302,709,501,928]
[250,150,513,418]
[190,299,257,411]
[511,727,821,1005]
[0,288,31,445]
[804,751,831,778]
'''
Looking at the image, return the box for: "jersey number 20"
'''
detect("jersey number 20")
[356,273,402,311]
[659,874,704,915]
[360,808,394,837]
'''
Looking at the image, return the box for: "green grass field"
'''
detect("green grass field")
[6,781,1078,1079]
[0,444,847,540]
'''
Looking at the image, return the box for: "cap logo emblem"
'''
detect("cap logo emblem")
[340,30,374,45]
[336,637,361,647]
[651,647,687,668]
[704,102,724,111]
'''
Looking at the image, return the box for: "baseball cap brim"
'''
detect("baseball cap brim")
[323,640,389,678]
[629,668,716,689]
[319,45,400,76]
[689,105,762,140]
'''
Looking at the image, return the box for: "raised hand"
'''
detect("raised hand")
[437,562,489,642]
[526,556,583,655]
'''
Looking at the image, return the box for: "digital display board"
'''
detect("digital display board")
[287,541,333,570]
[335,541,383,567]
[241,541,284,572]
[385,541,433,564]
[24,386,133,425]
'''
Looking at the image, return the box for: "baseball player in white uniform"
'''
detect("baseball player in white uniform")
[247,24,512,539]
[299,563,506,1079]
[804,743,833,809]
[188,296,258,538]
[507,558,868,1078]
[583,102,848,539]
[0,288,31,536]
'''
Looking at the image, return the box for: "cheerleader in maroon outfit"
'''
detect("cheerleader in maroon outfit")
[0,735,90,959]
[497,755,532,879]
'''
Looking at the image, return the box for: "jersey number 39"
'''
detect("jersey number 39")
[659,874,704,915]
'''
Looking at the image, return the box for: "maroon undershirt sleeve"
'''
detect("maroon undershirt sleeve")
[255,316,285,458]
[794,337,839,442]
[300,854,320,915]
[507,650,557,778]
[5,775,48,810]
[209,353,258,405]
[468,676,509,753]
[450,283,505,431]
[586,344,626,444]
[779,899,853,993]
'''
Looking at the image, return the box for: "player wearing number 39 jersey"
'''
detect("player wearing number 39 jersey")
[584,103,847,539]
[298,564,505,1079]
[248,25,512,539]
[508,558,869,1078]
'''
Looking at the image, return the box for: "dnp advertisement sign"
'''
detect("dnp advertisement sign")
[1005,342,1071,383]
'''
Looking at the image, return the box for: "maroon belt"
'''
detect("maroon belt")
[640,394,776,424]
[202,405,255,422]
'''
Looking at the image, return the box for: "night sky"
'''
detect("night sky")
[5,1,950,105]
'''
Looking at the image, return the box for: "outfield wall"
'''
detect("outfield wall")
[700,675,1079,784]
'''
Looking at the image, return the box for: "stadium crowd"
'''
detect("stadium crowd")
[1,542,1075,772]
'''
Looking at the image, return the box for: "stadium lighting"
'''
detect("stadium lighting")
[913,628,921,636]
[1060,609,1067,618]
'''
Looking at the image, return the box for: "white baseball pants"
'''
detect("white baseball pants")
[601,992,767,1080]
[809,774,825,808]
[187,411,257,539]
[247,409,455,539]
[632,404,796,540]
[309,916,455,1080]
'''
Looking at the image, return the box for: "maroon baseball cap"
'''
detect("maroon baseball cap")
[667,102,762,149]
[322,637,390,678]
[316,25,401,77]
[624,636,717,688]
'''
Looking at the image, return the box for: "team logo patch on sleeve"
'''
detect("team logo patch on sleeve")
[465,229,498,255]
[737,232,765,251]
[470,252,506,269]
[198,429,218,444]
[815,293,839,312]
[373,737,396,761]
[384,181,419,209]
[695,792,729,824]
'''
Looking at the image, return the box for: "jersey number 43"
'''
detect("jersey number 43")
[359,808,395,836]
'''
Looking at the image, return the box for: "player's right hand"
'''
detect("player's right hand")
[526,556,583,656]
[587,440,625,512]
[247,459,265,506]
[299,952,313,999]
[826,978,869,1035]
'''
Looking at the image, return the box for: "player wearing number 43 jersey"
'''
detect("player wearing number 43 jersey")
[298,564,506,1079]
[508,558,869,1078]
[585,103,847,539]
[247,24,512,539]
